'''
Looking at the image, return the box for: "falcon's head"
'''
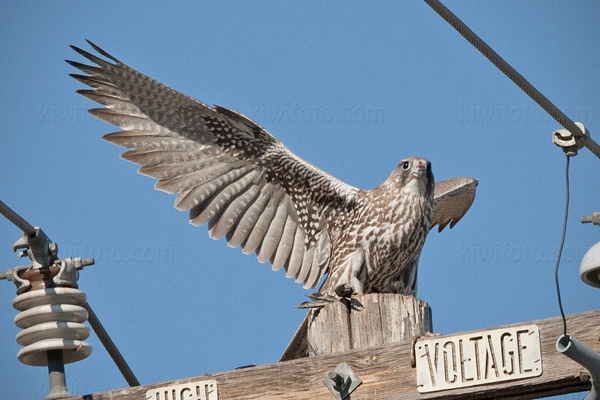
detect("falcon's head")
[388,157,434,198]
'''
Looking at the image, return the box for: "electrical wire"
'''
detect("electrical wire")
[423,0,600,160]
[83,302,141,387]
[423,0,586,341]
[554,156,570,338]
[0,199,37,236]
[0,199,140,386]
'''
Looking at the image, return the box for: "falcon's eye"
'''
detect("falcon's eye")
[401,161,411,170]
[427,163,431,172]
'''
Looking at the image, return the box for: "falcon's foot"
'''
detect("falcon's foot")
[295,293,337,309]
[334,283,356,298]
[295,284,359,309]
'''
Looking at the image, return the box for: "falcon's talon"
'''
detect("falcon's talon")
[295,301,328,309]
[296,292,340,308]
[296,291,364,311]
[307,293,338,303]
[348,298,364,311]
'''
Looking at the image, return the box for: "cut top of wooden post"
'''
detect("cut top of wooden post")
[285,294,432,360]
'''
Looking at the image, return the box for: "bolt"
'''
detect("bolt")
[581,212,600,226]
[0,269,12,280]
[329,371,341,383]
[73,258,95,269]
[329,371,349,391]
[324,363,361,399]
[579,371,591,382]
[49,242,58,256]
[565,149,578,157]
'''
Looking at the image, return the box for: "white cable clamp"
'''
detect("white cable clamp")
[553,122,590,157]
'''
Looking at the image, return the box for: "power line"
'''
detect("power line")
[0,200,37,236]
[0,199,140,388]
[423,0,600,160]
[83,302,140,387]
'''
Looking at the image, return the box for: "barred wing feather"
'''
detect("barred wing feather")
[68,41,359,289]
[432,177,478,232]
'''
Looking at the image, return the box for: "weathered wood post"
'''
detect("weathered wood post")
[281,293,432,360]
[307,294,432,356]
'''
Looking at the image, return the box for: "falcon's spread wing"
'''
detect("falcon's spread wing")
[432,177,478,232]
[68,41,359,289]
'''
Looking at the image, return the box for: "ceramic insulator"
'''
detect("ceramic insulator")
[12,287,92,366]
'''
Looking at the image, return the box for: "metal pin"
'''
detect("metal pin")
[323,362,361,400]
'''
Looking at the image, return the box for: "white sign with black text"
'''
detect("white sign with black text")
[146,379,218,400]
[415,325,542,393]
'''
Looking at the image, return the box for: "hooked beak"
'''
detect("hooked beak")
[411,161,427,178]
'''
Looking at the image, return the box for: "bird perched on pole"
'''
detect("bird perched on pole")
[68,41,477,299]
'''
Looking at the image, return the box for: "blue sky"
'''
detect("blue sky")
[1,2,599,399]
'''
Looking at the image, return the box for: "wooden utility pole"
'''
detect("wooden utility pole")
[56,306,600,400]
[308,294,431,357]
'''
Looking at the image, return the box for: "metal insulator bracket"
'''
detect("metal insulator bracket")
[12,227,57,269]
[553,122,589,157]
[53,257,94,288]
[1,258,94,292]
[1,265,34,291]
